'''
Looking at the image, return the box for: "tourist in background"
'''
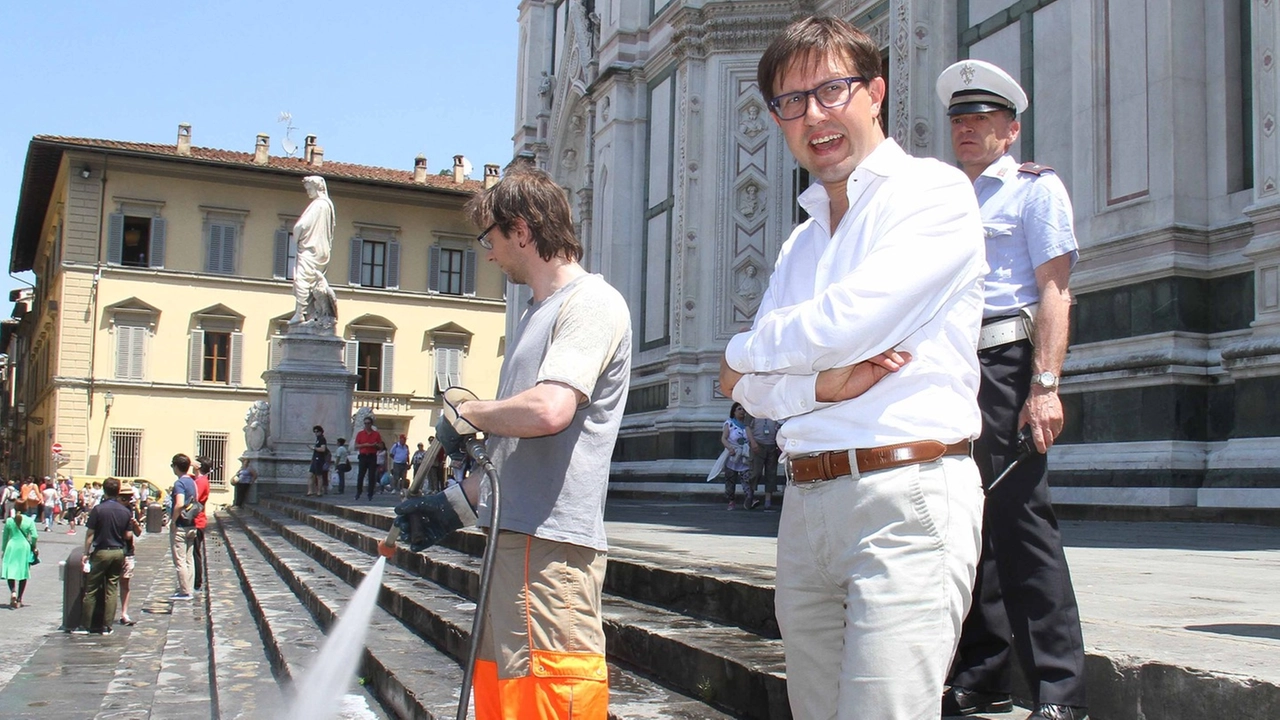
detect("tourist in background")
[375,441,389,493]
[233,456,257,508]
[19,476,41,519]
[748,415,781,511]
[75,476,132,633]
[390,435,410,494]
[307,425,330,497]
[1,478,17,519]
[411,442,427,481]
[167,454,199,601]
[721,403,754,511]
[42,481,59,531]
[192,457,213,592]
[2,509,38,608]
[116,483,143,626]
[332,439,350,495]
[353,415,380,501]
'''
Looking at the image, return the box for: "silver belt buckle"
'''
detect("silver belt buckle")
[783,457,796,486]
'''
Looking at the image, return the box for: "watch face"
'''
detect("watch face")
[1037,372,1057,387]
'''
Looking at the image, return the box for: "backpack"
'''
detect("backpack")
[179,498,204,522]
[22,484,41,506]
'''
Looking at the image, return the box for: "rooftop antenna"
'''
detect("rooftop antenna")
[462,157,474,178]
[278,111,298,157]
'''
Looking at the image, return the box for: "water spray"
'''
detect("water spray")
[374,424,502,720]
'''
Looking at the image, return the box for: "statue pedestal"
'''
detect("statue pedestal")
[247,326,355,494]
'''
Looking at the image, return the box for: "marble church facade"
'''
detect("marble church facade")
[513,0,1280,509]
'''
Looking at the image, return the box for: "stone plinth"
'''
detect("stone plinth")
[248,326,355,494]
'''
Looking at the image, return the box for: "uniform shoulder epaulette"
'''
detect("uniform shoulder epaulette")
[1018,161,1053,176]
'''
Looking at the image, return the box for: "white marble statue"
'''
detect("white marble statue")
[290,176,339,326]
[244,400,270,451]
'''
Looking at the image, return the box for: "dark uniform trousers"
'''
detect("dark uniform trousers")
[949,339,1088,707]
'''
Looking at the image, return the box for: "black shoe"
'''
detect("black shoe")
[1030,704,1088,720]
[942,686,1013,716]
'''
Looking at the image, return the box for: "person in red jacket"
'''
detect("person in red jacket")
[191,456,213,593]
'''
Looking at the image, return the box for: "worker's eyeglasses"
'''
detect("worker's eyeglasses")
[768,76,866,120]
[476,223,498,250]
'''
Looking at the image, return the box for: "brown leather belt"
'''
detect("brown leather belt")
[785,440,972,485]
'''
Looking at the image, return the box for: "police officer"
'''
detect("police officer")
[935,60,1089,720]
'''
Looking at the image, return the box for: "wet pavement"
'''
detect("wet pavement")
[0,520,212,719]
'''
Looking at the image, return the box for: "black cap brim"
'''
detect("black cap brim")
[947,101,1015,116]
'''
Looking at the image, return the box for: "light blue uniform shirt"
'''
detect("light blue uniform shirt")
[973,154,1078,319]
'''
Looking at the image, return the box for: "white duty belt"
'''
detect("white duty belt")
[978,303,1038,351]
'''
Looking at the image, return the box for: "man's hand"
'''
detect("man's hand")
[1018,386,1063,453]
[815,350,913,403]
[442,387,481,435]
[719,355,744,398]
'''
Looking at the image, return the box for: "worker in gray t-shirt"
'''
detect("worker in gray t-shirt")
[393,167,630,717]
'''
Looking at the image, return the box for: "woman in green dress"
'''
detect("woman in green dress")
[2,512,39,608]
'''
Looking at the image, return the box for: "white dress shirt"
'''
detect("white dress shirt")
[725,139,987,456]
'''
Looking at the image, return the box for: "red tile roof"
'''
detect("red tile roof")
[33,135,486,193]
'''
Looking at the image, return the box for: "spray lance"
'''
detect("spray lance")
[374,388,501,720]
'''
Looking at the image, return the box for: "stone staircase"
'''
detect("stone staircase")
[218,494,788,719]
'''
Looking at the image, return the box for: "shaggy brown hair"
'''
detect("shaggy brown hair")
[757,16,883,108]
[465,167,582,263]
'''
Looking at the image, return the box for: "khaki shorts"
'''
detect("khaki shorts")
[122,555,136,580]
[472,532,608,720]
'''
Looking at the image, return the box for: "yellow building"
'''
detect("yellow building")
[7,125,507,507]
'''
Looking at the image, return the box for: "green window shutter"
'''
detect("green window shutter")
[107,213,124,265]
[344,341,358,375]
[230,331,243,385]
[149,216,167,268]
[449,347,462,387]
[207,225,223,273]
[115,325,131,378]
[348,237,363,285]
[386,241,401,290]
[189,329,204,384]
[428,246,441,292]
[129,326,146,380]
[273,229,289,279]
[221,225,237,274]
[381,342,395,393]
[463,249,477,296]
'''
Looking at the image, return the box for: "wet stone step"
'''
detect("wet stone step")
[203,521,288,720]
[223,513,432,719]
[254,500,785,718]
[239,504,737,720]
[273,495,781,637]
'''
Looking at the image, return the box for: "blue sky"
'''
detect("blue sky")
[0,1,519,302]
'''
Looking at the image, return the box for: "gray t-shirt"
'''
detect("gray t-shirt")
[479,273,631,551]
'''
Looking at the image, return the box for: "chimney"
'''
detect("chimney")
[254,134,270,165]
[413,155,428,184]
[304,134,317,163]
[177,123,192,156]
[310,146,324,168]
[453,154,467,184]
[483,164,500,189]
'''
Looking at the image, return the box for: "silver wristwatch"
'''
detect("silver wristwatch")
[1032,371,1059,390]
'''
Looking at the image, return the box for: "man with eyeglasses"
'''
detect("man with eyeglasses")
[935,60,1087,720]
[719,16,988,719]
